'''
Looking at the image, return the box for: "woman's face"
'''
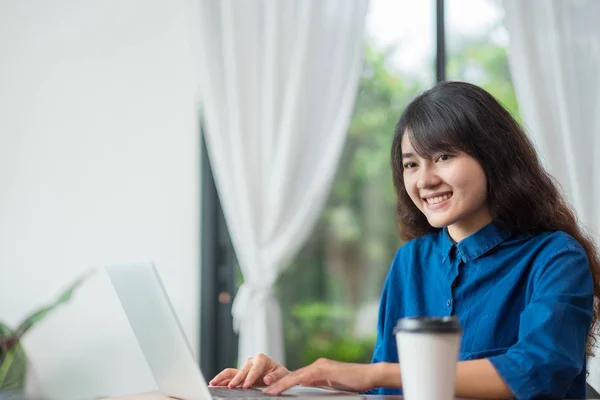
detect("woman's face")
[401,133,492,241]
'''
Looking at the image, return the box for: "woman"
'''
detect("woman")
[209,82,600,399]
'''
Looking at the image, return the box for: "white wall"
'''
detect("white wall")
[0,0,200,399]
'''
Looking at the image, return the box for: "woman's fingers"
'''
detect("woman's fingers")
[220,379,232,387]
[212,354,287,389]
[228,358,254,388]
[263,368,289,386]
[263,369,307,395]
[209,368,239,386]
[243,354,271,388]
[264,363,323,396]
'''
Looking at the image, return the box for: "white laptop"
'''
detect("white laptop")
[106,263,361,400]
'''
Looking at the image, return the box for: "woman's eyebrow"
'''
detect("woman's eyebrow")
[401,152,415,159]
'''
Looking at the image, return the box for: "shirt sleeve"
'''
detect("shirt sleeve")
[488,239,594,399]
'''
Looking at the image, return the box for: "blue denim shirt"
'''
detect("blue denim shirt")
[371,222,594,399]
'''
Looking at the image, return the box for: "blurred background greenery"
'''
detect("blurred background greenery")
[275,3,519,369]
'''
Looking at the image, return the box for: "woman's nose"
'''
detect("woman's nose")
[416,166,441,189]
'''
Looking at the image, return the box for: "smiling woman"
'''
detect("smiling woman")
[400,138,490,242]
[211,81,600,400]
[383,81,600,398]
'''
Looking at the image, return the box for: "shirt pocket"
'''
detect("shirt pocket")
[460,347,510,361]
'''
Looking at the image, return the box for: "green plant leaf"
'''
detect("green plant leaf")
[0,322,16,357]
[0,342,27,390]
[0,322,13,345]
[0,347,15,388]
[13,268,96,340]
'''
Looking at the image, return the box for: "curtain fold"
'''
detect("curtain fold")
[190,0,369,365]
[503,0,600,391]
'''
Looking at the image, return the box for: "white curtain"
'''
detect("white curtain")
[190,0,369,365]
[503,0,600,391]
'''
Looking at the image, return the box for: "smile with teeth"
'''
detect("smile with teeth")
[425,193,452,204]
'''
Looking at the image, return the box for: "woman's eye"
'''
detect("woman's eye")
[437,154,452,162]
[403,162,417,169]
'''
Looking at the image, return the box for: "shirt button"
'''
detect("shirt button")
[446,299,452,307]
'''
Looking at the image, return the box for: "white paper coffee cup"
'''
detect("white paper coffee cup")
[394,316,462,400]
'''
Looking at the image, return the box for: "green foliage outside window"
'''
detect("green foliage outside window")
[278,29,519,370]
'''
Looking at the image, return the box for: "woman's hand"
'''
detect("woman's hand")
[209,353,289,388]
[263,358,383,395]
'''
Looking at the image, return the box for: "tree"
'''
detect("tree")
[448,36,521,121]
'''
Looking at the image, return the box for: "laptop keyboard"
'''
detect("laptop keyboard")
[209,387,290,398]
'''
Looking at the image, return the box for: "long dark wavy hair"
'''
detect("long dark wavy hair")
[391,81,600,355]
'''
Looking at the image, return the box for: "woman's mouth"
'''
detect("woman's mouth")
[425,193,452,204]
[423,192,453,209]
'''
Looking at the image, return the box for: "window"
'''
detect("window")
[447,0,520,120]
[201,0,519,374]
[276,0,436,369]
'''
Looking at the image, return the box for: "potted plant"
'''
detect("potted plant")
[0,270,95,391]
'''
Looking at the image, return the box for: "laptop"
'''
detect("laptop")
[106,263,361,400]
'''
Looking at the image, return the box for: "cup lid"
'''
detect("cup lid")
[393,316,462,334]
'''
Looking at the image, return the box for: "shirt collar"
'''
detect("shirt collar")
[440,228,455,263]
[439,221,513,263]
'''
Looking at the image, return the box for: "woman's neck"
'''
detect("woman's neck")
[447,207,493,242]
